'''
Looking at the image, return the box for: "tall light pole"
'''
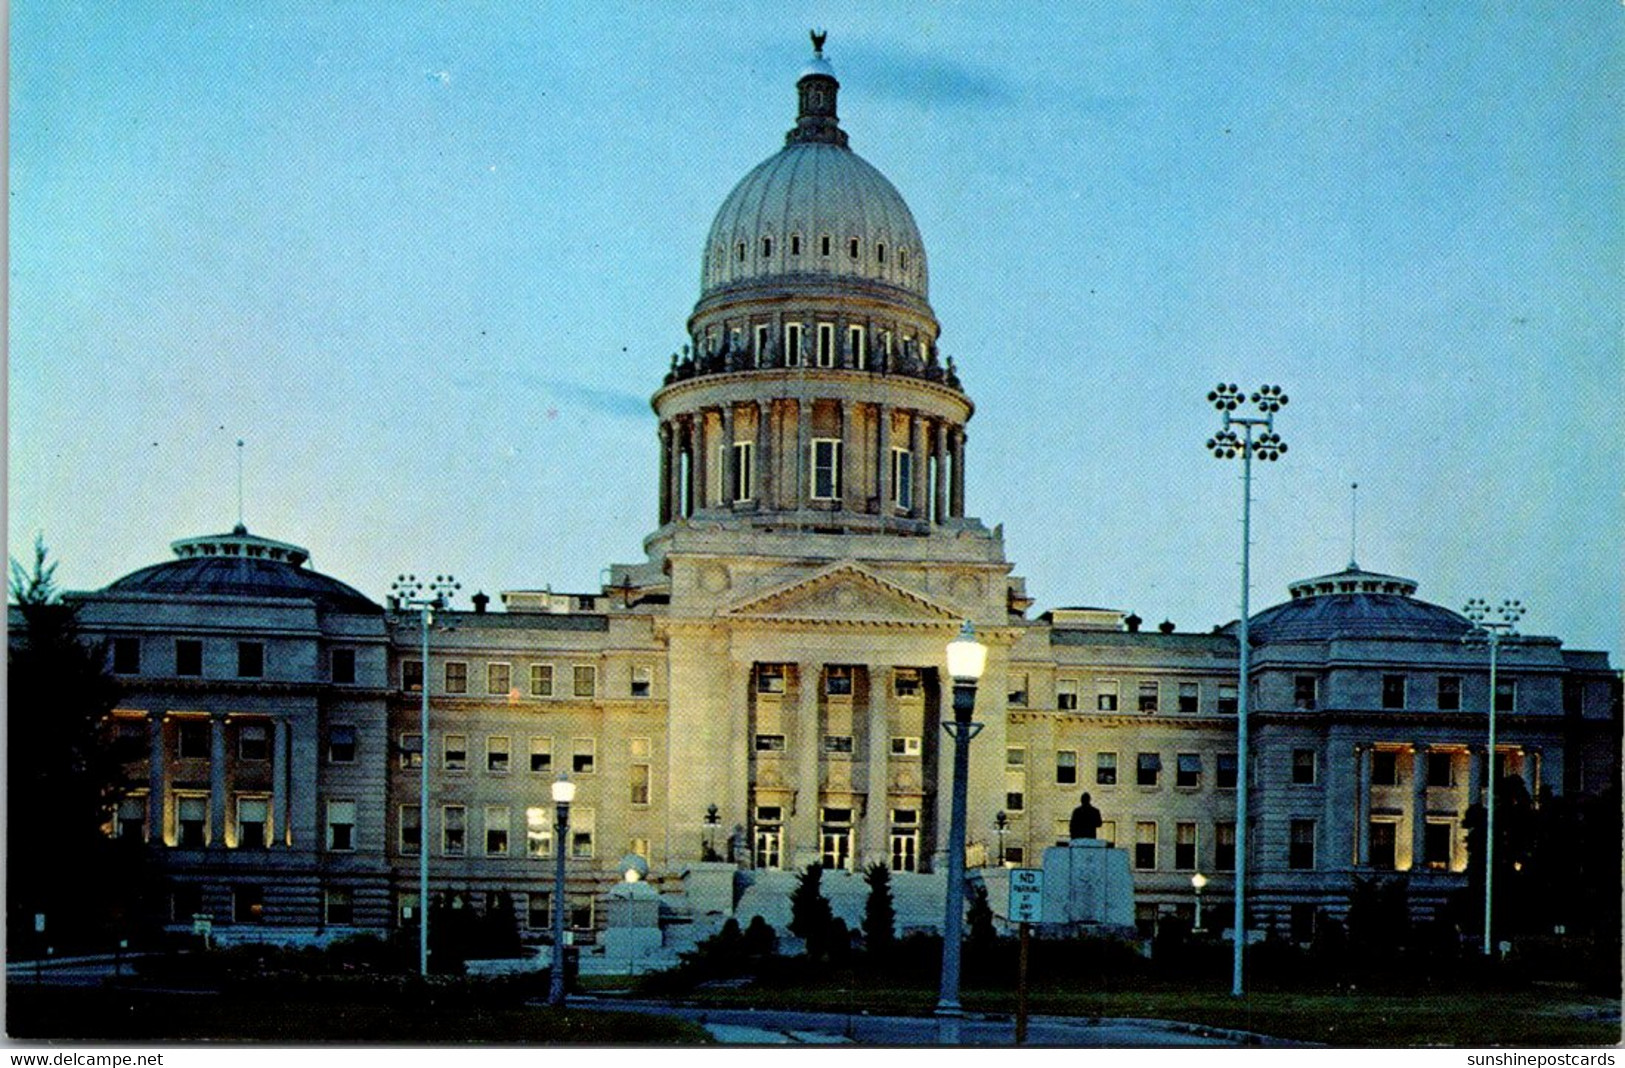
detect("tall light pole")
[1192,871,1208,932]
[391,572,459,976]
[1463,597,1523,957]
[1205,383,1288,997]
[549,773,576,1006]
[936,620,987,1045]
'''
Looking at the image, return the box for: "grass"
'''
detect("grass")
[6,986,712,1045]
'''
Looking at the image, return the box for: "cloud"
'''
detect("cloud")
[838,41,1016,105]
[523,376,649,421]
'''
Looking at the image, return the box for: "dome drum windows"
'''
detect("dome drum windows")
[761,236,773,258]
[790,234,802,256]
[737,242,747,262]
[816,323,836,367]
[820,235,832,256]
[784,323,804,367]
[848,237,860,259]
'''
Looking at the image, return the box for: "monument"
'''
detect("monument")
[1041,794,1135,929]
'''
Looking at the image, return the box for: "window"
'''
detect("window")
[820,807,853,871]
[627,664,651,698]
[325,887,353,925]
[526,807,553,858]
[573,665,596,698]
[849,237,860,258]
[891,736,921,756]
[1178,682,1199,714]
[485,805,510,855]
[899,248,908,270]
[755,806,784,869]
[1369,820,1396,870]
[178,720,210,760]
[820,235,831,256]
[528,736,553,774]
[1289,818,1316,870]
[730,441,754,502]
[630,762,651,805]
[526,891,551,930]
[400,805,421,855]
[235,796,267,848]
[1008,673,1029,707]
[237,642,264,678]
[784,323,803,366]
[752,323,771,366]
[1424,820,1453,870]
[1176,752,1201,788]
[176,639,203,677]
[443,734,467,771]
[811,439,842,499]
[1437,675,1461,711]
[573,738,596,774]
[876,241,886,263]
[736,241,746,261]
[1134,822,1157,870]
[823,735,854,754]
[1138,680,1160,713]
[790,234,801,256]
[239,723,270,762]
[826,665,854,696]
[1292,748,1317,785]
[330,647,356,684]
[1097,680,1120,712]
[115,794,147,841]
[487,663,511,696]
[755,733,786,752]
[1371,750,1399,786]
[1096,751,1118,785]
[443,661,467,694]
[756,664,786,694]
[1056,749,1078,785]
[233,885,264,924]
[1175,822,1197,870]
[890,447,913,510]
[1495,679,1516,713]
[112,718,147,762]
[1136,752,1161,787]
[571,808,595,858]
[1216,753,1238,790]
[1215,821,1236,871]
[400,732,423,769]
[817,322,835,367]
[403,659,424,692]
[113,637,141,674]
[890,808,919,872]
[849,325,867,369]
[486,735,510,773]
[1217,684,1238,715]
[326,799,356,852]
[1426,750,1454,788]
[326,725,356,764]
[1382,674,1407,710]
[894,669,921,698]
[761,235,772,257]
[1005,787,1025,812]
[1294,675,1318,710]
[1006,746,1026,768]
[531,664,555,697]
[1057,678,1078,711]
[1098,820,1117,847]
[442,805,466,855]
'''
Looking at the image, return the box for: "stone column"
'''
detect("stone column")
[692,411,710,512]
[756,400,774,508]
[1410,743,1428,871]
[1466,744,1483,808]
[910,415,928,520]
[864,666,890,866]
[148,713,166,845]
[658,422,673,525]
[950,427,966,518]
[792,662,822,868]
[876,404,893,521]
[838,400,858,511]
[272,719,289,847]
[730,661,753,844]
[796,398,812,507]
[210,715,228,848]
[721,404,736,505]
[1355,744,1372,866]
[933,422,948,523]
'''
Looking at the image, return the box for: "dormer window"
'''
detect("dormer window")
[820,235,831,256]
[761,236,773,257]
[899,249,908,270]
[877,242,886,263]
[737,242,746,262]
[848,237,860,259]
[790,234,801,256]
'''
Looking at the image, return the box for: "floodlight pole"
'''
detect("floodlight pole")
[1463,598,1523,958]
[936,621,987,1045]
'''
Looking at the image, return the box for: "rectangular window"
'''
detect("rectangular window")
[756,664,786,694]
[237,641,264,678]
[1371,750,1399,786]
[444,733,468,771]
[894,668,921,698]
[731,441,755,502]
[1217,684,1239,715]
[487,662,512,696]
[1437,675,1461,711]
[1292,748,1317,785]
[849,237,860,258]
[1008,673,1029,707]
[1134,822,1157,870]
[1006,746,1026,768]
[1136,752,1161,787]
[755,733,786,752]
[1369,820,1397,870]
[630,762,651,805]
[400,804,421,855]
[1175,821,1197,870]
[1178,682,1199,714]
[1216,752,1238,790]
[114,793,147,841]
[445,661,468,694]
[849,325,867,369]
[754,323,770,366]
[1294,674,1318,710]
[890,735,921,756]
[817,322,835,367]
[784,323,803,366]
[629,664,652,698]
[1057,678,1079,711]
[1176,752,1201,788]
[1289,818,1316,870]
[1095,751,1118,785]
[1426,750,1454,788]
[811,439,842,499]
[571,808,595,858]
[529,736,553,774]
[400,732,423,769]
[890,447,913,510]
[1098,820,1117,847]
[485,805,510,856]
[825,665,854,695]
[823,735,854,754]
[1215,821,1236,871]
[235,796,267,848]
[1495,679,1516,713]
[1005,787,1025,812]
[1096,679,1120,712]
[113,637,141,674]
[1056,749,1078,785]
[573,737,596,774]
[331,647,356,684]
[327,725,356,764]
[1424,820,1453,870]
[755,807,783,869]
[326,799,356,852]
[486,735,510,773]
[442,805,466,856]
[573,665,596,698]
[1138,680,1160,713]
[530,664,555,697]
[176,639,203,677]
[178,720,210,760]
[1382,674,1407,710]
[403,659,424,692]
[325,887,353,926]
[526,807,553,859]
[177,795,209,847]
[527,891,551,930]
[239,723,270,762]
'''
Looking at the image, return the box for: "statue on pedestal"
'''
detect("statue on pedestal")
[1069,792,1103,841]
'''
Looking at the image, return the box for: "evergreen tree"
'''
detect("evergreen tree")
[788,862,835,959]
[862,862,896,953]
[965,880,998,958]
[741,914,778,957]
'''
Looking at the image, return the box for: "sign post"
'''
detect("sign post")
[1009,868,1044,1044]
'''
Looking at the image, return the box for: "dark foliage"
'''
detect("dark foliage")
[861,863,896,953]
[788,863,836,960]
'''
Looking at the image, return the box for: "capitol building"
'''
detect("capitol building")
[53,39,1620,948]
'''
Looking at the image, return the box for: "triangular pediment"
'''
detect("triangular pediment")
[721,562,964,626]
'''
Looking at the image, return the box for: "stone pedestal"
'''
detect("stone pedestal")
[1041,839,1134,927]
[602,880,662,965]
[683,861,738,918]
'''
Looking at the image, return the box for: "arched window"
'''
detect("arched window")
[877,242,886,263]
[737,242,746,262]
[761,236,773,257]
[790,234,802,256]
[848,237,860,259]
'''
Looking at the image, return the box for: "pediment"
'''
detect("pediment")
[721,562,963,626]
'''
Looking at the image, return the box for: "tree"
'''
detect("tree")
[1345,875,1410,960]
[8,537,142,953]
[861,863,896,953]
[788,863,835,960]
[965,880,998,960]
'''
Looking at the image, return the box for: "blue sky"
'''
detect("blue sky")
[11,3,1622,656]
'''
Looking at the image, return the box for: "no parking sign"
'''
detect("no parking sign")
[1009,867,1043,922]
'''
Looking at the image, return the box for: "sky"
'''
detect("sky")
[10,3,1623,657]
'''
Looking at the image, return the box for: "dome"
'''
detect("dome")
[103,526,380,614]
[1237,564,1471,644]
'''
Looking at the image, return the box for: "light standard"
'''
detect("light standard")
[936,620,988,1045]
[994,810,1009,867]
[704,803,721,860]
[549,773,577,1007]
[1463,597,1523,957]
[1191,872,1208,933]
[391,572,459,977]
[1205,382,1288,997]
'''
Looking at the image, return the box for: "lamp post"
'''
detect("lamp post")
[1191,872,1208,932]
[391,572,459,977]
[704,803,721,860]
[1463,597,1523,957]
[994,810,1009,868]
[936,620,988,1045]
[1205,383,1288,997]
[549,773,577,1007]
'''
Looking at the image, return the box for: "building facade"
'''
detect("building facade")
[42,40,1621,947]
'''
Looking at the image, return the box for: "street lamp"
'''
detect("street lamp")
[704,803,721,861]
[994,810,1009,868]
[937,620,988,1044]
[390,572,459,977]
[1205,382,1288,998]
[549,773,577,1007]
[1463,597,1523,958]
[1191,872,1209,932]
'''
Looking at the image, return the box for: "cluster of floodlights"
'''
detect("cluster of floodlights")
[1206,382,1289,412]
[1204,385,1289,461]
[391,574,462,602]
[1464,598,1525,629]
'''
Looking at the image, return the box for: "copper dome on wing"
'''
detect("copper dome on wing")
[1235,565,1471,644]
[103,526,379,614]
